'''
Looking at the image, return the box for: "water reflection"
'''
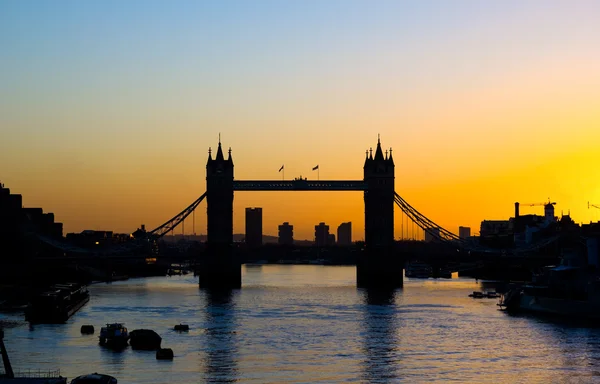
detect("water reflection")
[360,289,402,383]
[201,289,239,383]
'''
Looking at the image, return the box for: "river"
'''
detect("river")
[1,265,600,383]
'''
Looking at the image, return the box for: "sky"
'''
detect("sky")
[1,1,600,241]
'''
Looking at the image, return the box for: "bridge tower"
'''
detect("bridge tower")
[357,137,402,288]
[200,139,241,288]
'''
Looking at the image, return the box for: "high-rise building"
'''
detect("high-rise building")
[314,222,330,247]
[278,222,294,245]
[328,234,336,245]
[459,226,471,239]
[337,222,352,245]
[245,207,263,247]
[425,227,440,242]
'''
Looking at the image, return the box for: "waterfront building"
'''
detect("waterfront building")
[245,207,263,248]
[337,222,352,245]
[315,222,330,247]
[278,222,293,245]
[480,220,513,237]
[0,183,63,264]
[328,233,336,245]
[459,226,471,239]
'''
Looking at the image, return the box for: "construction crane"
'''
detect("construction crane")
[514,200,555,218]
[522,202,556,207]
[588,202,600,210]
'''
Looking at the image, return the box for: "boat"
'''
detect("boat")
[498,246,600,319]
[99,324,128,348]
[25,283,89,324]
[469,291,500,298]
[1,329,67,384]
[174,324,189,332]
[70,373,117,384]
[405,262,432,278]
[469,291,485,298]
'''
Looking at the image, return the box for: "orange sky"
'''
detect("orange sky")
[1,2,599,241]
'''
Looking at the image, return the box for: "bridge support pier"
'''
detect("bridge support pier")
[198,244,241,289]
[357,248,403,289]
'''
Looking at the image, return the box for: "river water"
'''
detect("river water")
[2,265,600,383]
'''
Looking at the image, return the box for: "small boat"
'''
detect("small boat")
[174,324,189,332]
[71,373,117,383]
[469,291,485,298]
[469,291,500,299]
[99,324,128,348]
[80,325,95,334]
[405,262,432,278]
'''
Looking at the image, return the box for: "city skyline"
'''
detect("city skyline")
[2,1,600,240]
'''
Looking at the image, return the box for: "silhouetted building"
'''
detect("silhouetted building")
[22,208,62,238]
[328,233,336,245]
[0,183,24,262]
[278,222,293,245]
[459,226,471,239]
[544,202,556,224]
[66,230,114,247]
[132,224,147,239]
[425,227,440,242]
[315,222,330,247]
[337,222,352,245]
[245,207,263,247]
[480,220,512,237]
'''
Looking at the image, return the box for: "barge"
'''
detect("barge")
[25,283,89,324]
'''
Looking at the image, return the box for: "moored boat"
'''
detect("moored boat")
[99,324,128,348]
[405,262,432,278]
[25,283,89,324]
[70,373,117,384]
[499,245,600,319]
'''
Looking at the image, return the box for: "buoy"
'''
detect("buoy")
[80,325,95,334]
[156,348,174,360]
[129,329,162,350]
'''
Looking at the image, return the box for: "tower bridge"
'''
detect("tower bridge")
[202,136,397,289]
[24,137,562,289]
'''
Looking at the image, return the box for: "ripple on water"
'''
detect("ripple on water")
[2,269,600,383]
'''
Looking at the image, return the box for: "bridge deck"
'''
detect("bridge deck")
[232,180,366,191]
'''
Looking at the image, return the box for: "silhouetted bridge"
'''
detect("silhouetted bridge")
[25,137,562,289]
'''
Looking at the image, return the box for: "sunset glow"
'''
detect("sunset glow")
[1,1,599,240]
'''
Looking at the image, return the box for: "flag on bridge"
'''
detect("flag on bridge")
[312,165,319,171]
[279,165,284,172]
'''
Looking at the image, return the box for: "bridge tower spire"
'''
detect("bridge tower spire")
[358,136,400,288]
[202,139,240,288]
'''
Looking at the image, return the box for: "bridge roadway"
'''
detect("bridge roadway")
[232,180,367,191]
[31,241,558,263]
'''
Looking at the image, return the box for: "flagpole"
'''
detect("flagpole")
[318,167,319,180]
[283,166,285,181]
